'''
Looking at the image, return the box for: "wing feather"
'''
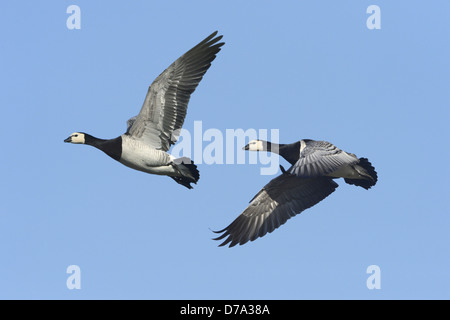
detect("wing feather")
[288,140,358,177]
[127,31,224,151]
[213,174,338,247]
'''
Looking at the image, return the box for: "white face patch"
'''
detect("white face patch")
[247,140,264,151]
[69,132,85,144]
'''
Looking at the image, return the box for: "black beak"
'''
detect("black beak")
[243,144,249,150]
[64,136,72,143]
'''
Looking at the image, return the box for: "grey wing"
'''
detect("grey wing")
[288,140,358,177]
[126,116,137,133]
[213,174,338,247]
[127,31,224,151]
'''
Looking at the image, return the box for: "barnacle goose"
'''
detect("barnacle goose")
[213,139,377,247]
[64,31,224,189]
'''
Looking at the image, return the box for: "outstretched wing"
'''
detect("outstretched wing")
[288,140,358,177]
[213,174,338,247]
[127,31,224,151]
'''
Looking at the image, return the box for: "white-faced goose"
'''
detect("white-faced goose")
[213,139,377,247]
[64,32,224,189]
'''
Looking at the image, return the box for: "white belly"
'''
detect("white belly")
[119,135,177,176]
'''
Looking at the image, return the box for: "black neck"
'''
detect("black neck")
[264,140,300,165]
[263,141,278,153]
[84,134,122,161]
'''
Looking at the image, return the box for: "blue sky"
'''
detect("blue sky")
[1,1,449,299]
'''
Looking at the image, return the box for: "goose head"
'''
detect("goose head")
[64,132,86,144]
[243,140,266,151]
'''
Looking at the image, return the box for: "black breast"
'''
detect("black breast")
[89,136,122,161]
[278,141,301,165]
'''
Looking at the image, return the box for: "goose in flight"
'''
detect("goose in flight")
[213,139,377,247]
[64,31,224,189]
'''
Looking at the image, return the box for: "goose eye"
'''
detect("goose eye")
[73,134,78,137]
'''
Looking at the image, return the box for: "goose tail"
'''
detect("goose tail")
[170,157,200,189]
[344,157,378,190]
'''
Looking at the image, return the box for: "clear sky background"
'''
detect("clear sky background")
[1,1,449,299]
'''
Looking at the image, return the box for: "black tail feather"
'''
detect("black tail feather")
[170,176,196,189]
[182,162,200,182]
[344,158,378,190]
[171,158,200,189]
